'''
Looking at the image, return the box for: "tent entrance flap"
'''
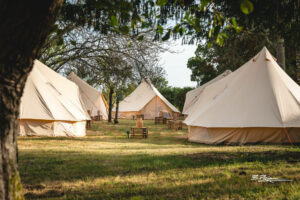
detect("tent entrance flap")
[140,96,174,119]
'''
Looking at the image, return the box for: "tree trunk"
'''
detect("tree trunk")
[108,88,114,123]
[0,1,63,199]
[114,94,120,124]
[276,36,286,71]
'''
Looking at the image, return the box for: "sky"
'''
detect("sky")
[159,40,198,88]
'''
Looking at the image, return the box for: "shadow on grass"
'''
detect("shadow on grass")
[18,134,191,146]
[24,179,300,200]
[22,151,300,200]
[19,148,300,186]
[18,135,300,149]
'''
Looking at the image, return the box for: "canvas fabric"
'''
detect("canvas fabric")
[116,79,179,119]
[67,72,108,119]
[116,97,175,119]
[19,120,86,137]
[182,70,231,115]
[184,47,300,128]
[140,96,174,119]
[188,126,300,144]
[117,111,141,119]
[19,60,90,137]
[184,47,300,144]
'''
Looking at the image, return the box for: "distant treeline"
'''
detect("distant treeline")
[159,86,194,112]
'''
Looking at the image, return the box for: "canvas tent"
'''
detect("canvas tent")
[182,70,231,116]
[67,72,108,119]
[19,60,90,137]
[115,79,180,119]
[184,47,300,144]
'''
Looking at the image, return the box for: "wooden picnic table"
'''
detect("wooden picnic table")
[94,114,103,121]
[155,117,167,124]
[130,127,148,138]
[168,120,183,130]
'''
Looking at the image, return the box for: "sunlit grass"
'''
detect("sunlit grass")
[18,119,300,199]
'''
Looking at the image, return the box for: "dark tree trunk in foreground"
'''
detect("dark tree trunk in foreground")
[108,88,114,123]
[0,1,63,199]
[114,94,120,124]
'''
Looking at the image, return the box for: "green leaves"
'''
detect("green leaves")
[208,28,214,38]
[215,13,224,26]
[137,35,144,41]
[156,0,168,7]
[110,15,130,34]
[231,17,237,27]
[179,27,185,36]
[230,17,243,33]
[162,29,171,41]
[131,20,137,30]
[110,15,118,26]
[70,40,76,46]
[240,0,254,15]
[119,26,130,34]
[56,37,64,46]
[157,23,185,40]
[216,34,224,46]
[208,28,228,46]
[172,24,180,33]
[141,21,151,29]
[157,25,164,35]
[199,0,209,12]
[219,33,228,39]
[235,26,243,33]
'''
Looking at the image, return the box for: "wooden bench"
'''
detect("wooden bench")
[155,117,167,124]
[130,127,148,138]
[168,120,183,130]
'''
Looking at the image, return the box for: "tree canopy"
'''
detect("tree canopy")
[187,0,299,85]
[159,86,194,111]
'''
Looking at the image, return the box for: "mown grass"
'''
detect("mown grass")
[18,119,300,200]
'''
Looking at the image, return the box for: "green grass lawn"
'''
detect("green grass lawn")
[18,119,300,200]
